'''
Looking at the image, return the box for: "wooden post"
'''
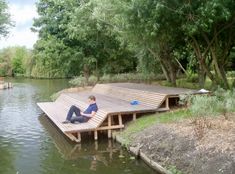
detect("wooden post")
[133,113,136,121]
[95,141,98,150]
[77,132,81,143]
[166,97,169,109]
[94,130,98,140]
[107,115,112,138]
[111,115,114,126]
[108,139,113,159]
[118,114,122,125]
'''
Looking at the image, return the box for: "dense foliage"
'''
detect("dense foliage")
[31,0,137,78]
[30,0,235,88]
[1,0,235,89]
[0,47,33,77]
[95,0,235,88]
[0,0,12,37]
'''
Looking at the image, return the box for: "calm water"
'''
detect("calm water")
[0,78,155,174]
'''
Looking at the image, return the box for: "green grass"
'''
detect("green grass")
[159,78,212,90]
[119,109,190,146]
[168,165,184,174]
[159,77,235,90]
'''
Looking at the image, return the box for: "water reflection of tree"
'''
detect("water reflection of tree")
[38,115,121,173]
[0,139,16,174]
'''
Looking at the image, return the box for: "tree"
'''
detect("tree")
[0,47,33,77]
[91,0,184,86]
[92,0,235,88]
[0,0,12,38]
[32,0,136,79]
[181,0,235,89]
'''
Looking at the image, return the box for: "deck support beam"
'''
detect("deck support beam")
[107,115,112,138]
[118,114,123,131]
[95,141,98,150]
[94,130,98,141]
[165,97,169,110]
[77,132,81,142]
[118,114,122,125]
[65,133,81,143]
[133,113,136,121]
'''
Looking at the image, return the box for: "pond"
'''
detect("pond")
[0,78,156,174]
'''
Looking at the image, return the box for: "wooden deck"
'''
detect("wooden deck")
[0,81,13,90]
[37,83,201,142]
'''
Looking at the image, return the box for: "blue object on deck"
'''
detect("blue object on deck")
[130,100,140,105]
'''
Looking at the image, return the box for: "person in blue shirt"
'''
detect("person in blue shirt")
[62,95,98,124]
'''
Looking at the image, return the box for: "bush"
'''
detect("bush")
[190,95,220,117]
[182,89,235,139]
[69,76,87,87]
[69,73,164,87]
[186,73,199,83]
[69,75,98,87]
[227,71,235,77]
[189,88,235,119]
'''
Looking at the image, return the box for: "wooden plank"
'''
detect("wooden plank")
[96,125,124,131]
[92,84,167,109]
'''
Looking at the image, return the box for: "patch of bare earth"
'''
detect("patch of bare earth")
[130,116,235,174]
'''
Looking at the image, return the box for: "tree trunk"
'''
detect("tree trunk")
[148,47,177,86]
[211,47,229,89]
[160,63,170,82]
[83,64,90,85]
[198,64,206,88]
[191,37,215,84]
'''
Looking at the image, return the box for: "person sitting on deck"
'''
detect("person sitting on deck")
[62,95,98,124]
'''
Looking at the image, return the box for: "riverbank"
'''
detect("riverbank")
[114,110,235,174]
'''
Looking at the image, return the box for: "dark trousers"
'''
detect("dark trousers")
[66,105,88,123]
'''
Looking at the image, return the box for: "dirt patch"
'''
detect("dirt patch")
[129,116,235,174]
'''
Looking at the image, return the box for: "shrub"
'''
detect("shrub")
[187,88,235,118]
[70,73,164,87]
[186,73,199,83]
[190,95,220,117]
[183,88,235,139]
[214,88,235,118]
[69,76,87,87]
[227,71,235,78]
[100,74,112,83]
[88,75,98,86]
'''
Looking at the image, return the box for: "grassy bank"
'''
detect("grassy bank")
[118,109,190,146]
[119,111,235,174]
[118,88,235,146]
[116,90,235,174]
